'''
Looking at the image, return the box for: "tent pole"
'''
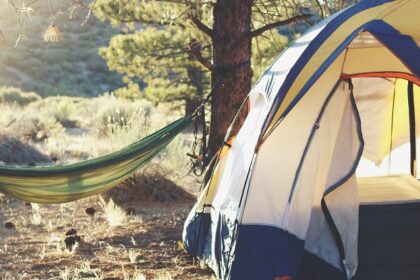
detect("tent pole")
[408,81,416,177]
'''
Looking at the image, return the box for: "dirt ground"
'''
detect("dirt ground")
[0,181,214,280]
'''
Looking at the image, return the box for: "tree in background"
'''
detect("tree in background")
[1,0,356,164]
[95,0,289,116]
[95,0,298,163]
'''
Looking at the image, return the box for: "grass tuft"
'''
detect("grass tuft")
[99,197,126,227]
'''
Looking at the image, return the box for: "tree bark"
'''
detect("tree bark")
[208,0,253,160]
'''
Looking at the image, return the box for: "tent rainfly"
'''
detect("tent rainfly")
[183,1,420,279]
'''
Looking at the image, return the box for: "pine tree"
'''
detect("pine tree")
[0,0,354,163]
[95,0,296,163]
[95,0,290,116]
[95,1,212,115]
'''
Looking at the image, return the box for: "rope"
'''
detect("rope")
[188,59,251,175]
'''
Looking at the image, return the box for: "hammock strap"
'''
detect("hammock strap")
[189,59,251,174]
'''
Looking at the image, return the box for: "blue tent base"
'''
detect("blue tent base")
[296,251,345,280]
[230,225,304,280]
[297,202,420,280]
[353,203,420,280]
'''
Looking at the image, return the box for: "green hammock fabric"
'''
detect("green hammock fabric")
[0,117,192,204]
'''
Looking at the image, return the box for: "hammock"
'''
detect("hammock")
[0,117,192,204]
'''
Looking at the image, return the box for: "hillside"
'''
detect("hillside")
[0,1,123,97]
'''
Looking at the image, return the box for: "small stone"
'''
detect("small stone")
[65,228,77,236]
[64,235,81,251]
[4,222,15,229]
[85,207,96,217]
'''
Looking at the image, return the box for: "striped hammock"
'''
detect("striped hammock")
[0,117,191,204]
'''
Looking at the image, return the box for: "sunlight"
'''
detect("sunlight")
[357,142,411,177]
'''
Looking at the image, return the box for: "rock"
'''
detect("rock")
[4,221,15,229]
[64,235,81,251]
[85,207,96,217]
[65,228,77,236]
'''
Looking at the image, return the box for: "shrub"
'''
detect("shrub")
[93,94,153,136]
[0,87,41,106]
[7,113,64,143]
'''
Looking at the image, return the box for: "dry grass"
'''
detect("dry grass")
[0,191,213,279]
[0,93,209,279]
[104,167,195,205]
[0,94,191,168]
[99,197,127,227]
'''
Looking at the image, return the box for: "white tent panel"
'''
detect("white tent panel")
[353,78,397,164]
[303,82,361,277]
[211,89,268,220]
[241,52,346,234]
[244,77,362,276]
[209,12,346,219]
[354,77,414,176]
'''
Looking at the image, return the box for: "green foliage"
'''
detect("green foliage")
[96,0,212,103]
[95,0,291,104]
[112,81,142,100]
[0,86,41,106]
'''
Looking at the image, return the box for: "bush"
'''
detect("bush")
[30,96,87,127]
[0,87,41,106]
[7,113,64,143]
[93,94,153,135]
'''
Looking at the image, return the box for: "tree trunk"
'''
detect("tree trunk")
[208,0,253,160]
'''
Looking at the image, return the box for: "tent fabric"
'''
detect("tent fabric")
[355,79,420,177]
[183,0,419,279]
[263,0,420,136]
[358,174,420,205]
[0,117,191,204]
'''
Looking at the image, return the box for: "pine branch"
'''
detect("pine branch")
[187,41,213,71]
[188,15,214,38]
[249,14,309,38]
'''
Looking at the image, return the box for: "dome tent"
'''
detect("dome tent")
[183,1,420,280]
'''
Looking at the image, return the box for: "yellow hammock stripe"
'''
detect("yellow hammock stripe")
[0,117,192,204]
